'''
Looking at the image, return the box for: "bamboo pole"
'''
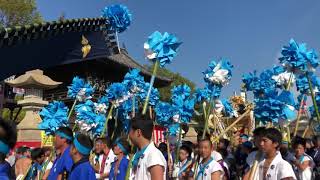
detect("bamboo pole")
[248,151,262,180]
[218,107,252,138]
[142,60,159,115]
[294,94,306,136]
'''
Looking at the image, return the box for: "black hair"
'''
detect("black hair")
[0,118,17,161]
[20,146,31,154]
[56,127,73,144]
[261,128,282,149]
[293,136,306,149]
[95,136,112,148]
[312,135,320,145]
[158,142,167,153]
[42,147,52,153]
[130,114,153,140]
[253,126,266,137]
[219,138,230,148]
[180,145,192,158]
[31,148,44,161]
[199,137,212,147]
[74,133,93,157]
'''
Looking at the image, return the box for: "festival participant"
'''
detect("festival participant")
[280,141,295,163]
[15,146,32,179]
[240,134,249,144]
[310,135,320,179]
[292,137,314,180]
[305,138,314,156]
[129,114,167,180]
[244,128,296,180]
[26,147,53,179]
[109,137,130,180]
[69,133,96,180]
[175,145,193,179]
[94,136,116,180]
[0,118,17,179]
[211,142,223,163]
[193,138,223,180]
[245,127,266,169]
[47,127,74,180]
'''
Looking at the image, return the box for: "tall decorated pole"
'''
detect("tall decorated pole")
[102,4,132,53]
[38,101,69,179]
[67,76,94,124]
[279,39,320,123]
[201,59,233,139]
[143,31,182,115]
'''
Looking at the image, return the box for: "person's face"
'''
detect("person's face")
[129,128,143,146]
[260,137,278,154]
[23,150,31,158]
[253,135,262,149]
[194,145,199,155]
[36,154,45,164]
[179,149,189,162]
[44,150,51,157]
[294,144,305,157]
[316,139,320,147]
[199,141,212,159]
[113,145,122,156]
[54,135,66,149]
[70,145,77,162]
[94,141,103,154]
[218,141,225,150]
[306,142,312,149]
[240,137,248,144]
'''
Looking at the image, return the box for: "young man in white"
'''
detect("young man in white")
[129,115,166,180]
[292,137,314,180]
[193,138,223,180]
[245,127,266,169]
[244,128,296,180]
[93,136,117,180]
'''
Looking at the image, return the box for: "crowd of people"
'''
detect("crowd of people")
[0,115,320,180]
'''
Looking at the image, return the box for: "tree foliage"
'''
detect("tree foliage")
[145,65,196,102]
[0,0,42,28]
[2,107,25,123]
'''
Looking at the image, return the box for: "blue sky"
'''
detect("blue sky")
[37,0,320,98]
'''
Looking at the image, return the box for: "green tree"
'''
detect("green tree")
[2,107,25,123]
[0,0,42,28]
[1,95,25,123]
[145,65,196,102]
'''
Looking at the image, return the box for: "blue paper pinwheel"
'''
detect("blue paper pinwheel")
[67,76,94,102]
[106,82,128,101]
[102,4,132,33]
[123,68,145,92]
[296,72,320,94]
[203,59,233,87]
[221,99,237,117]
[155,102,175,127]
[138,82,160,106]
[38,101,69,135]
[75,100,106,137]
[171,84,195,124]
[194,87,212,103]
[279,39,319,73]
[144,31,182,67]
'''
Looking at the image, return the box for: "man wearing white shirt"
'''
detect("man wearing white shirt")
[246,127,266,169]
[94,136,117,180]
[129,114,166,180]
[244,128,296,180]
[194,138,223,180]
